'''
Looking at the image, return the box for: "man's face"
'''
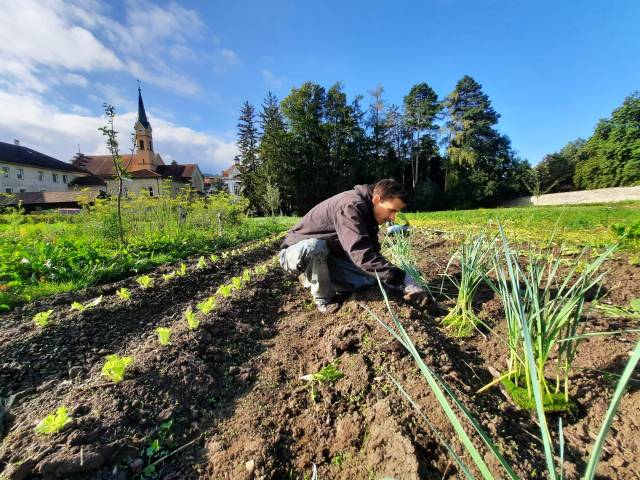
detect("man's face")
[372,195,406,225]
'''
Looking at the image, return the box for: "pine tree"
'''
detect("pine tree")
[403,83,442,188]
[237,101,262,213]
[443,75,521,207]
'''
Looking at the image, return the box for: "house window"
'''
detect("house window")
[139,140,144,150]
[16,168,23,179]
[1,167,8,178]
[52,173,58,183]
[38,171,44,181]
[149,140,153,151]
[233,183,241,194]
[63,175,68,183]
[19,189,26,193]
[5,188,12,193]
[148,186,154,197]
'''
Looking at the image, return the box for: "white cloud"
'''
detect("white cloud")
[0,88,237,174]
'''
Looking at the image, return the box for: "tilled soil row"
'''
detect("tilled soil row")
[0,255,290,479]
[0,236,283,397]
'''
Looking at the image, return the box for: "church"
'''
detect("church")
[70,87,205,196]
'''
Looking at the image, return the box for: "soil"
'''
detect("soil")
[0,231,638,480]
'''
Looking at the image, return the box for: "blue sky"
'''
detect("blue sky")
[0,0,638,174]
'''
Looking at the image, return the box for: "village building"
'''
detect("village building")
[0,139,88,195]
[70,87,205,196]
[204,163,242,195]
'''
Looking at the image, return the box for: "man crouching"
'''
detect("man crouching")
[279,178,426,314]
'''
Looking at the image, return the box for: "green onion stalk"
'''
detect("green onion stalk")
[441,235,494,337]
[487,225,615,406]
[383,228,432,300]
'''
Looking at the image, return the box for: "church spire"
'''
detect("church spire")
[137,83,150,129]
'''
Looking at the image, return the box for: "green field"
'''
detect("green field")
[405,201,640,250]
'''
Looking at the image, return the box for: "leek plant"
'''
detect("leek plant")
[384,229,432,299]
[441,235,494,337]
[367,274,640,480]
[485,226,616,409]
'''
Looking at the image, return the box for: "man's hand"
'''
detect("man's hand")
[402,274,429,307]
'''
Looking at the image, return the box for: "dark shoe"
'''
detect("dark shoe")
[316,302,341,314]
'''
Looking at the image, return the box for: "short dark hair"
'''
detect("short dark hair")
[371,179,409,203]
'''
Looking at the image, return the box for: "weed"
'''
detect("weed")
[300,360,345,402]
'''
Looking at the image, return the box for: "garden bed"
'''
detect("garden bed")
[0,231,638,479]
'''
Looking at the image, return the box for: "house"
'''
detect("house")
[70,87,205,196]
[0,140,88,194]
[204,163,242,195]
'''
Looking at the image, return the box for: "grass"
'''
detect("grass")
[405,201,640,250]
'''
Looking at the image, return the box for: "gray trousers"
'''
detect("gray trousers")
[279,238,375,305]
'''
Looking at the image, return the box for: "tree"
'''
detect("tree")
[403,83,442,189]
[443,76,524,207]
[574,93,640,189]
[237,101,262,213]
[98,103,133,246]
[385,104,409,186]
[281,82,330,213]
[536,138,585,192]
[262,180,281,216]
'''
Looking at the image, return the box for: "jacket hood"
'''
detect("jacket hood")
[353,184,372,203]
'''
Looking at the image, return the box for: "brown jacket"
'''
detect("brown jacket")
[281,184,404,286]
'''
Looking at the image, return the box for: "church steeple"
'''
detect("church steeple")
[134,83,155,164]
[137,85,150,129]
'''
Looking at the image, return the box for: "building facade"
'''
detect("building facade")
[0,140,87,194]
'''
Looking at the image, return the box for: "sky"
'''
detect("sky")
[0,0,638,175]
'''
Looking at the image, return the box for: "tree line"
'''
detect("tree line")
[531,92,640,195]
[236,76,639,215]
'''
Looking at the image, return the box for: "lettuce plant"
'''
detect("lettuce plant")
[216,284,233,298]
[156,327,172,345]
[33,309,54,327]
[116,287,131,300]
[231,276,242,290]
[196,256,207,269]
[137,275,154,289]
[101,354,133,383]
[35,406,71,435]
[70,296,102,312]
[242,268,251,282]
[197,296,217,314]
[162,271,176,281]
[185,307,200,329]
[176,263,187,276]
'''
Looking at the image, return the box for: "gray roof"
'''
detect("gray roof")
[0,142,84,173]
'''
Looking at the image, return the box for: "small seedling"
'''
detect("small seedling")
[162,271,176,281]
[70,301,85,311]
[253,264,268,275]
[116,287,131,300]
[156,327,172,345]
[216,284,233,298]
[196,256,207,269]
[137,275,154,289]
[209,254,219,263]
[34,406,70,435]
[185,307,200,329]
[176,263,187,276]
[300,360,345,402]
[197,296,217,314]
[101,354,133,383]
[33,309,54,327]
[242,268,251,282]
[231,276,242,290]
[221,251,229,259]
